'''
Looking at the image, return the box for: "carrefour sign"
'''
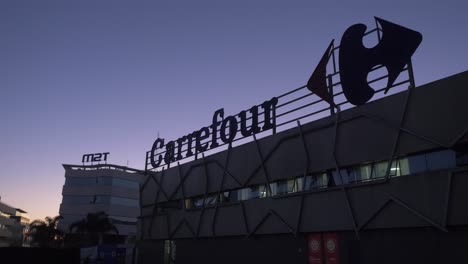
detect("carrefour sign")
[148,17,422,170]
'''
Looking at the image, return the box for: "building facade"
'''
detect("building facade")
[59,164,144,242]
[0,197,30,247]
[138,71,468,264]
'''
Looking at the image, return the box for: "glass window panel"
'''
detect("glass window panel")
[219,191,238,203]
[305,173,329,190]
[193,197,204,208]
[237,189,248,201]
[296,177,304,192]
[97,177,113,185]
[269,183,278,196]
[347,168,358,183]
[65,177,96,186]
[110,196,139,207]
[348,165,371,182]
[247,186,260,199]
[109,216,137,223]
[319,173,329,187]
[372,161,388,178]
[113,178,139,189]
[388,160,399,177]
[60,214,85,224]
[407,154,427,174]
[456,151,468,166]
[237,185,267,200]
[184,199,192,209]
[399,158,410,176]
[426,150,456,170]
[331,170,348,185]
[358,165,372,181]
[259,185,268,198]
[275,180,288,195]
[62,195,94,205]
[204,195,218,206]
[287,179,297,193]
[94,195,110,204]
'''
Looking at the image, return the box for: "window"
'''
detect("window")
[184,199,192,209]
[109,216,137,223]
[62,195,94,205]
[94,196,139,207]
[112,196,138,207]
[456,148,468,166]
[237,185,268,201]
[426,150,456,170]
[399,158,410,176]
[65,177,95,186]
[346,164,372,182]
[371,161,388,178]
[220,191,235,203]
[113,178,139,189]
[193,197,204,208]
[60,214,85,224]
[97,177,113,185]
[305,173,328,190]
[270,178,301,196]
[192,194,219,208]
[94,195,110,204]
[163,149,459,212]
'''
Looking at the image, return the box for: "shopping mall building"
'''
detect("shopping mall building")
[137,18,468,264]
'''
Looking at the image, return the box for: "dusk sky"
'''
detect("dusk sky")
[1,0,467,221]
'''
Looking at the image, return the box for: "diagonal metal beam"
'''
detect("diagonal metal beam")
[383,191,448,232]
[443,172,453,228]
[212,143,232,237]
[240,202,250,235]
[341,187,360,239]
[358,198,391,231]
[253,134,272,194]
[148,169,166,238]
[385,87,413,180]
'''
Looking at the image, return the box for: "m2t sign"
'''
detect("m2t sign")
[82,152,110,163]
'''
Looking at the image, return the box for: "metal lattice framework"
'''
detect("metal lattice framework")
[139,24,468,241]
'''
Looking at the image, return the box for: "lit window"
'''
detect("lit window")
[270,178,301,196]
[372,161,388,179]
[237,185,268,201]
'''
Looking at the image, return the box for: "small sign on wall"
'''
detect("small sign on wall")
[307,232,340,264]
[324,233,339,264]
[307,233,323,264]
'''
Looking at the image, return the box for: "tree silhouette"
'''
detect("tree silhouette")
[28,215,63,248]
[69,212,119,245]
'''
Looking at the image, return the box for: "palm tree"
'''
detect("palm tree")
[69,212,119,245]
[28,215,63,248]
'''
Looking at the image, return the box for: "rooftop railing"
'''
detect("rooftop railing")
[145,25,415,172]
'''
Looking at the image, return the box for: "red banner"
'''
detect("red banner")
[307,233,323,264]
[323,233,339,264]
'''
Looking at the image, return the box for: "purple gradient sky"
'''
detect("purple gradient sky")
[1,0,467,221]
